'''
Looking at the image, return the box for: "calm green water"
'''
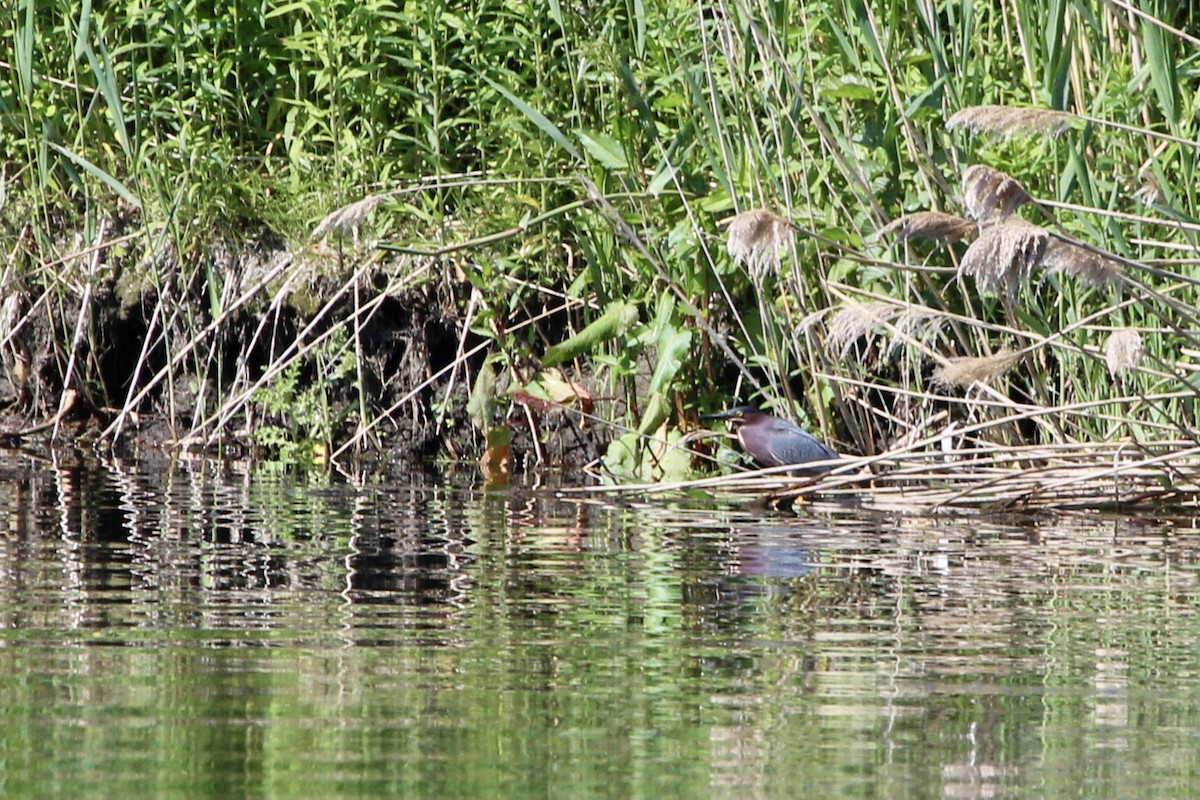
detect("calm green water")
[1,451,1199,797]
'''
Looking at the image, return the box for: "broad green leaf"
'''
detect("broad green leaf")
[648,327,691,394]
[543,300,639,367]
[578,131,628,170]
[636,391,670,436]
[467,361,498,433]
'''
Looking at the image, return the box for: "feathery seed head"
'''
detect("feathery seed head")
[1042,240,1121,288]
[959,217,1049,297]
[311,194,387,244]
[961,165,1034,223]
[724,208,795,280]
[827,301,901,357]
[1105,329,1145,378]
[947,105,1076,140]
[932,349,1020,389]
[877,211,978,245]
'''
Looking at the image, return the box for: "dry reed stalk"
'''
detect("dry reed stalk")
[959,217,1049,296]
[947,105,1076,140]
[877,211,978,244]
[722,208,795,279]
[100,251,296,442]
[932,349,1020,389]
[197,254,397,444]
[961,165,1034,223]
[1105,329,1145,378]
[1041,240,1121,287]
[568,439,1200,512]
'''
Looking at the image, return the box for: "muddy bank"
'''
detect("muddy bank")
[0,223,609,472]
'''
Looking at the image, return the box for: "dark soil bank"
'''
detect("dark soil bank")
[0,228,607,471]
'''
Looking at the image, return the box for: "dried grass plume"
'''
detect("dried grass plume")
[1042,240,1121,288]
[962,165,1034,223]
[723,208,795,279]
[959,217,1049,296]
[932,349,1021,389]
[827,301,901,357]
[311,193,388,244]
[947,105,1076,140]
[877,212,977,245]
[1105,329,1145,378]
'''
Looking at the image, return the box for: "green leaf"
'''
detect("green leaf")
[47,143,141,209]
[603,433,641,482]
[819,77,875,101]
[467,361,498,433]
[484,77,580,160]
[542,300,639,367]
[636,391,670,436]
[648,327,691,394]
[578,130,628,170]
[1142,15,1180,127]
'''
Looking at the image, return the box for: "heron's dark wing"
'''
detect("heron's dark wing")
[761,418,838,467]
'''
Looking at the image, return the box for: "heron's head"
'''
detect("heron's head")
[700,405,764,429]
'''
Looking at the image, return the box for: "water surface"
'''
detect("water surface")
[1,450,1199,797]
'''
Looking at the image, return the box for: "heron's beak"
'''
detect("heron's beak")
[701,408,740,422]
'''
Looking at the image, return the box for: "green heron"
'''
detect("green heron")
[703,405,838,471]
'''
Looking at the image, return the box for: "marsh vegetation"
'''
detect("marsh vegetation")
[3,1,1199,505]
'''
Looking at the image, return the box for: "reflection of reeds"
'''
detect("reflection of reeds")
[947,105,1076,140]
[877,211,977,244]
[959,217,1048,296]
[723,208,795,278]
[1105,329,1145,378]
[932,349,1020,389]
[961,165,1033,223]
